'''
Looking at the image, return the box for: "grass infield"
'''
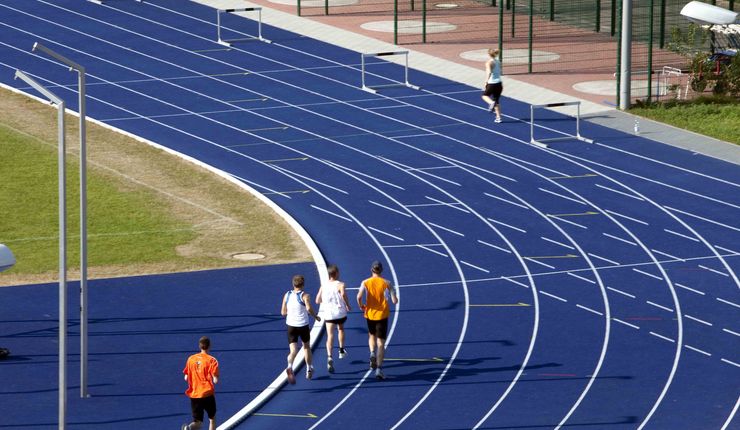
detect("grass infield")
[0,88,311,286]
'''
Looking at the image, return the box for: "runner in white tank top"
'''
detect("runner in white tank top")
[281,274,320,383]
[315,264,351,373]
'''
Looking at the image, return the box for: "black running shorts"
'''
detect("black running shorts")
[482,82,503,105]
[190,395,216,422]
[287,324,310,344]
[366,318,389,340]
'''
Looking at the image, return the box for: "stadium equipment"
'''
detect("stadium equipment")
[360,51,420,94]
[530,101,593,148]
[217,8,272,46]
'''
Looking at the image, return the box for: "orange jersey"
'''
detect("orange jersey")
[363,276,391,321]
[183,352,219,398]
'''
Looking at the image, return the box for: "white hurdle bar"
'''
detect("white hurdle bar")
[530,101,593,148]
[217,7,272,46]
[361,51,420,94]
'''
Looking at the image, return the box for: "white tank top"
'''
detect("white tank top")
[285,290,309,327]
[320,280,348,320]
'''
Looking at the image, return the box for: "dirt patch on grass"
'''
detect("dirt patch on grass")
[0,88,312,286]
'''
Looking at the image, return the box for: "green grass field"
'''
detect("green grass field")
[0,89,310,285]
[631,96,740,145]
[0,124,197,274]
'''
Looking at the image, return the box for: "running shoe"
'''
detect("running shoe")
[182,425,189,430]
[494,117,502,123]
[488,103,495,112]
[306,366,314,380]
[338,347,347,359]
[327,358,334,373]
[375,368,385,380]
[370,355,377,369]
[286,367,296,385]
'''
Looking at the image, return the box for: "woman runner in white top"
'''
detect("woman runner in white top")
[481,48,503,123]
[315,264,351,373]
[281,274,320,383]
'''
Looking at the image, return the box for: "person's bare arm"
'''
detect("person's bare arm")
[281,293,288,317]
[303,293,321,321]
[315,287,323,304]
[338,282,351,311]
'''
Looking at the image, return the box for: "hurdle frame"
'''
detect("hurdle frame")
[217,7,272,46]
[529,101,593,148]
[361,51,420,94]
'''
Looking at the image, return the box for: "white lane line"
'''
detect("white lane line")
[431,151,516,182]
[461,260,490,273]
[595,183,644,201]
[368,200,412,218]
[698,264,729,277]
[605,209,649,225]
[484,192,529,209]
[646,301,674,313]
[310,205,353,222]
[525,258,556,269]
[588,253,620,266]
[723,328,740,338]
[271,164,348,194]
[675,283,705,296]
[568,272,596,284]
[477,239,511,253]
[717,297,740,308]
[428,222,465,237]
[368,226,404,242]
[321,158,405,190]
[504,277,530,289]
[415,165,457,171]
[540,290,567,302]
[650,332,676,343]
[549,215,588,230]
[538,187,588,205]
[608,287,636,299]
[684,345,712,356]
[684,315,712,326]
[613,318,640,329]
[384,243,441,248]
[721,398,740,430]
[577,304,603,316]
[487,218,527,233]
[715,245,740,255]
[633,268,664,281]
[424,196,470,213]
[665,206,740,233]
[664,228,701,242]
[651,249,684,262]
[416,244,449,258]
[603,233,638,247]
[721,358,740,368]
[542,236,575,250]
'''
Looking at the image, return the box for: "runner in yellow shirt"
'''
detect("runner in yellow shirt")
[356,261,398,380]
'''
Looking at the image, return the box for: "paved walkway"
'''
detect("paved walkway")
[196,0,740,165]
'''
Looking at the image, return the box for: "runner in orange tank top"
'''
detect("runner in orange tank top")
[182,336,219,430]
[356,261,398,379]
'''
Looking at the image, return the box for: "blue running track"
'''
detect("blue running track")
[0,0,738,429]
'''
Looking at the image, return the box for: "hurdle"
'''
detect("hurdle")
[360,51,420,94]
[530,101,593,148]
[217,7,272,46]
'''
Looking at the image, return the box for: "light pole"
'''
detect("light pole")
[14,69,67,430]
[32,42,90,399]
